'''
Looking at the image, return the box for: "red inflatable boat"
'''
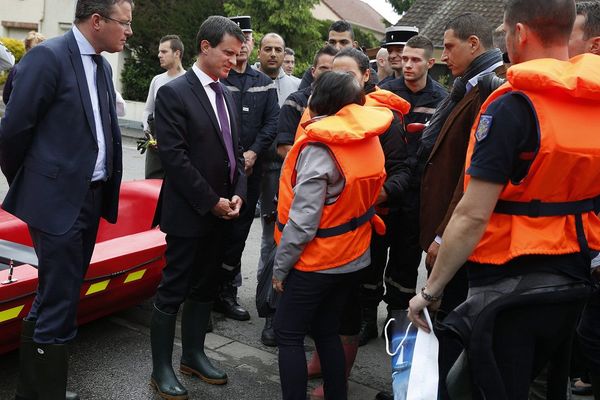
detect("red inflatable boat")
[0,179,165,354]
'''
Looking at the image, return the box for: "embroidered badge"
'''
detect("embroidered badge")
[475,115,493,142]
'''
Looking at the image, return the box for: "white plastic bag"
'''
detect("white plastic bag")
[384,308,439,400]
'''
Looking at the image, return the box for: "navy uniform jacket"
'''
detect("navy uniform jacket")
[381,75,448,126]
[381,76,448,217]
[275,86,312,148]
[0,30,122,235]
[222,65,279,160]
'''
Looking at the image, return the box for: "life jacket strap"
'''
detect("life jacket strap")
[276,207,376,238]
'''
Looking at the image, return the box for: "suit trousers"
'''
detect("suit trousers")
[221,168,262,276]
[155,222,228,314]
[27,184,103,344]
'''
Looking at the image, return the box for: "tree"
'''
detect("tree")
[121,0,225,101]
[387,0,415,15]
[224,0,322,75]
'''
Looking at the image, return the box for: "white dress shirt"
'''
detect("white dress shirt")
[191,63,231,129]
[72,25,108,182]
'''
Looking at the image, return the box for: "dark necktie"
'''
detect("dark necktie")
[209,81,236,182]
[91,54,113,178]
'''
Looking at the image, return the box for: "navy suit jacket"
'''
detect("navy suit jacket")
[0,30,123,235]
[154,68,247,237]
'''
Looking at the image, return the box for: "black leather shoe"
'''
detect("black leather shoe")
[214,285,250,321]
[260,317,276,347]
[358,306,378,346]
[375,391,393,400]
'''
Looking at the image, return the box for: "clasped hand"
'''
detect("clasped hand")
[211,195,243,220]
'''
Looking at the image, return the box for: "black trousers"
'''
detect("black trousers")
[473,300,585,400]
[359,208,422,312]
[578,285,600,373]
[273,269,362,400]
[155,222,228,314]
[28,184,103,344]
[221,169,262,276]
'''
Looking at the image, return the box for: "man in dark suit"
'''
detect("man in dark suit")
[149,16,247,399]
[0,1,131,398]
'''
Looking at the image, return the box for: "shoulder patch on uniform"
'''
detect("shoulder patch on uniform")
[475,115,493,142]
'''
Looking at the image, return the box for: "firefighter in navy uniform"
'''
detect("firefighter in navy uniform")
[216,16,279,324]
[409,1,600,398]
[358,32,447,345]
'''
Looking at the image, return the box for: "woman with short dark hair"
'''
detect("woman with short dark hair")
[272,71,393,400]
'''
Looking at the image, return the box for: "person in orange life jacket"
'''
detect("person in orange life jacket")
[568,2,600,398]
[271,71,392,400]
[408,0,600,398]
[275,45,338,160]
[300,47,412,400]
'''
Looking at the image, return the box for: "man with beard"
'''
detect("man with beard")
[410,1,600,398]
[251,32,299,344]
[275,45,338,159]
[298,20,358,90]
[416,12,506,399]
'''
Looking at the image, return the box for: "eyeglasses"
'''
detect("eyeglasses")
[101,15,132,29]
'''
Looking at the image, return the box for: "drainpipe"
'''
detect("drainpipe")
[39,0,46,34]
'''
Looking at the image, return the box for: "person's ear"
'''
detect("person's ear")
[200,40,210,55]
[589,36,600,56]
[468,35,480,53]
[515,23,527,46]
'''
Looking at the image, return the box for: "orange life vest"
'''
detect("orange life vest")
[464,55,600,264]
[275,103,392,272]
[292,87,410,142]
[364,87,411,116]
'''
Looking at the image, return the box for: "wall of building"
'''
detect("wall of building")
[2,0,128,103]
[1,0,44,38]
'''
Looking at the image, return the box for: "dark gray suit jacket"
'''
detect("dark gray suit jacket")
[0,29,123,235]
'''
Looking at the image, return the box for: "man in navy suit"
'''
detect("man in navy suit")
[149,16,247,399]
[0,0,131,398]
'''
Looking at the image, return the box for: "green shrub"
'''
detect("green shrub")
[0,37,25,85]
